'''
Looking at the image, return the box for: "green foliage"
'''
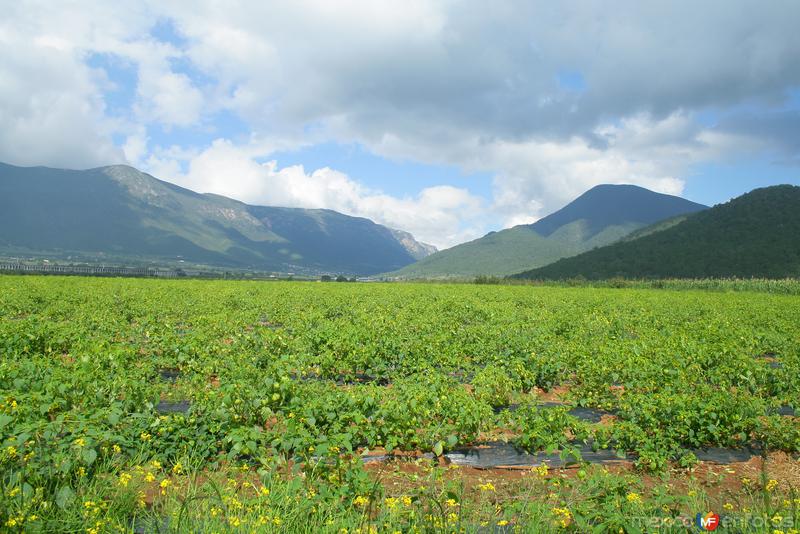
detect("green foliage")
[0,275,798,529]
[471,365,514,408]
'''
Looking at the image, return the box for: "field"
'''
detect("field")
[1,276,799,532]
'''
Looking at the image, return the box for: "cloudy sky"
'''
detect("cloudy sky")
[2,1,799,248]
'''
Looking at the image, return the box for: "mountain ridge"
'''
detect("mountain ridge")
[387,183,707,278]
[0,161,435,275]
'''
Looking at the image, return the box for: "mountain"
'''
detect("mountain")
[513,185,800,280]
[0,162,435,275]
[388,184,707,278]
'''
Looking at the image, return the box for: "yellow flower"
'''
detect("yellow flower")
[150,460,162,470]
[497,520,509,526]
[140,432,151,442]
[723,502,734,511]
[534,463,549,477]
[766,479,779,492]
[159,479,172,495]
[478,482,496,492]
[230,517,241,527]
[446,498,458,507]
[73,438,86,448]
[772,514,784,525]
[172,462,183,474]
[385,497,398,509]
[6,446,18,458]
[145,472,155,483]
[77,467,86,477]
[626,492,642,503]
[401,495,412,506]
[259,486,270,496]
[687,490,697,497]
[210,506,221,517]
[118,473,132,487]
[112,444,121,454]
[7,487,20,497]
[354,495,369,507]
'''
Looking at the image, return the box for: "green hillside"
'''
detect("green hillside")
[388,184,706,278]
[514,185,800,280]
[0,162,435,275]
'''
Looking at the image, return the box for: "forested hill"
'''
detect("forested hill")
[513,185,800,280]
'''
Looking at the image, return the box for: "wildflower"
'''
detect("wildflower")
[741,477,752,486]
[385,497,398,509]
[6,446,18,458]
[478,482,496,492]
[77,467,86,477]
[446,498,458,507]
[497,520,509,526]
[552,507,572,528]
[159,479,172,495]
[118,473,132,487]
[534,463,549,477]
[144,472,155,483]
[140,432,151,442]
[172,462,183,474]
[401,495,412,506]
[23,451,35,462]
[150,460,162,470]
[766,479,779,492]
[273,516,282,526]
[259,486,270,496]
[626,492,642,503]
[7,487,20,497]
[308,446,315,453]
[84,500,96,509]
[230,517,241,527]
[687,490,697,497]
[210,507,222,517]
[772,514,784,525]
[112,444,121,454]
[354,495,369,507]
[723,502,734,511]
[73,438,86,448]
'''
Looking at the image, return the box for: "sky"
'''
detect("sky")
[1,1,799,249]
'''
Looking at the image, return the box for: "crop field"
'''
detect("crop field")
[1,276,799,532]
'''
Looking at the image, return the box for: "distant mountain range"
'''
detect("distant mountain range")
[0,162,436,275]
[388,184,707,278]
[513,185,800,280]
